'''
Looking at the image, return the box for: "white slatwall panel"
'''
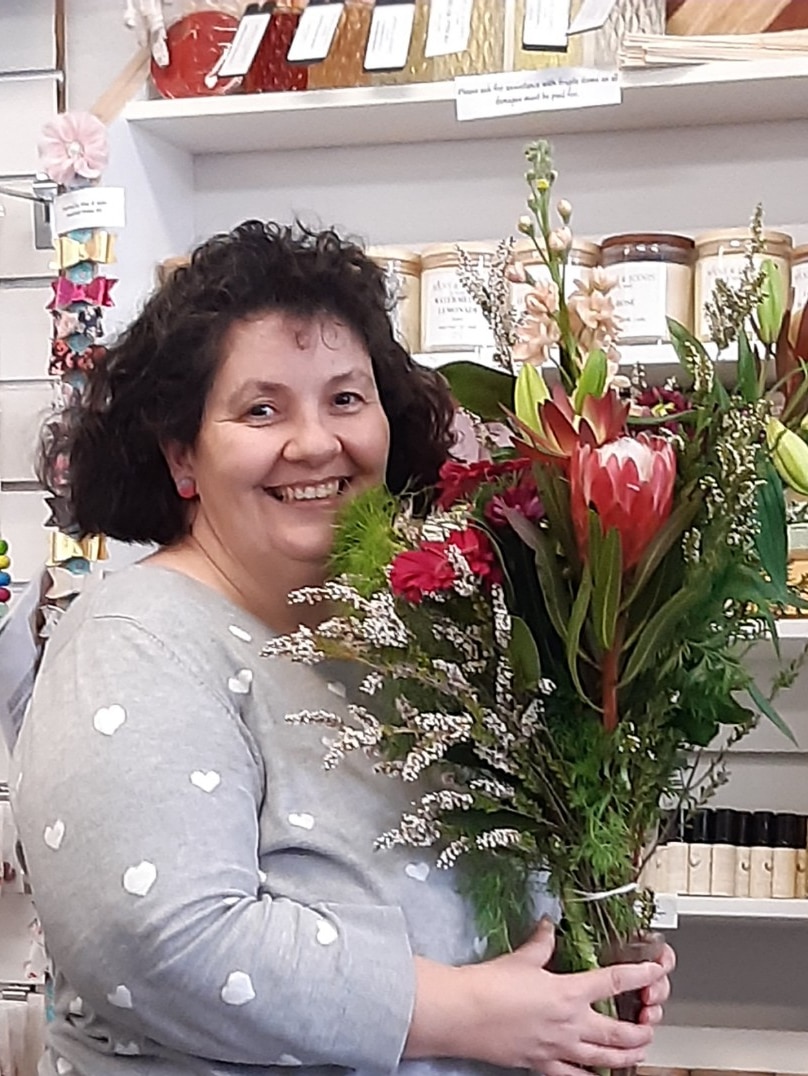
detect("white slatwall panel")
[0,287,51,381]
[0,0,56,72]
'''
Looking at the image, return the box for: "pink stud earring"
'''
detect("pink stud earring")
[176,477,197,500]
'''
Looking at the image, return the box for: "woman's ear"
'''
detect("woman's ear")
[162,440,196,488]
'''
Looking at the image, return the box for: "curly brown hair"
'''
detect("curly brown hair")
[52,221,455,545]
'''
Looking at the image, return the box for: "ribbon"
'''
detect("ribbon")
[52,305,104,340]
[49,339,106,377]
[54,232,116,270]
[47,276,116,309]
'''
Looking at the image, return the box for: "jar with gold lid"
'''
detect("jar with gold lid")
[368,245,421,354]
[792,244,808,315]
[372,0,506,86]
[694,227,793,341]
[306,0,373,90]
[420,241,496,353]
[601,233,695,344]
[510,236,599,309]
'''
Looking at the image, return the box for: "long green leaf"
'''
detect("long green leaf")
[755,463,788,597]
[509,615,541,694]
[590,517,622,652]
[747,680,797,746]
[502,506,543,553]
[533,531,571,644]
[533,465,580,574]
[737,329,760,403]
[566,563,593,703]
[667,317,712,368]
[620,588,695,687]
[438,361,514,422]
[623,489,702,609]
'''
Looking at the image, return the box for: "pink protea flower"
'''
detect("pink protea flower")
[38,111,108,186]
[569,433,677,574]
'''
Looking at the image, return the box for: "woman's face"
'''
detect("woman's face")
[173,311,390,578]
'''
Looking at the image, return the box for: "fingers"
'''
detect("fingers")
[638,1003,663,1026]
[658,942,677,975]
[518,916,557,968]
[583,1011,653,1051]
[582,959,665,1004]
[573,1041,650,1071]
[641,972,671,1008]
[544,1062,599,1076]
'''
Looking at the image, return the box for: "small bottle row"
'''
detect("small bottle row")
[641,809,808,900]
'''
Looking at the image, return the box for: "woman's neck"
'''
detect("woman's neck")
[149,534,328,635]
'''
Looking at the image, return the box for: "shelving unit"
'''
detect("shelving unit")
[92,50,808,1073]
[124,57,808,155]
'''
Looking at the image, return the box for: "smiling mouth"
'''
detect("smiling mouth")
[267,478,350,503]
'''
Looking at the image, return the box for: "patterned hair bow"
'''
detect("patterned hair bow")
[49,339,106,377]
[54,232,116,270]
[52,305,104,340]
[48,276,116,309]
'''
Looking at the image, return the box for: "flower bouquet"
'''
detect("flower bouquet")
[264,140,807,1016]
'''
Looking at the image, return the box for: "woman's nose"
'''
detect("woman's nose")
[282,410,341,465]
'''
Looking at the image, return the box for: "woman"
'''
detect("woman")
[13,222,673,1076]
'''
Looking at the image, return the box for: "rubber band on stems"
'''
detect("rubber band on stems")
[569,881,638,903]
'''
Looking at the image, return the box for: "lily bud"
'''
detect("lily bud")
[767,416,808,495]
[572,348,608,413]
[515,362,550,435]
[548,226,572,253]
[557,198,572,222]
[518,214,534,235]
[756,258,786,345]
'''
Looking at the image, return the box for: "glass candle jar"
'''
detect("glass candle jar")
[373,0,506,86]
[242,2,308,93]
[510,236,599,308]
[601,233,695,344]
[307,0,373,90]
[694,227,793,341]
[420,241,496,353]
[368,245,421,354]
[792,244,808,314]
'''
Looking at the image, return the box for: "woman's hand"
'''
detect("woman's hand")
[406,919,674,1075]
[639,940,675,1026]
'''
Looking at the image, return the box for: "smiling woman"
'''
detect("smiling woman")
[14,221,673,1076]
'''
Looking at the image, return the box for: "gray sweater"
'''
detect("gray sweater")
[11,563,528,1076]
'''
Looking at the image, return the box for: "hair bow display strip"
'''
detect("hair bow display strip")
[36,110,120,634]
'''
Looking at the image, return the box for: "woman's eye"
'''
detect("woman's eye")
[333,391,363,409]
[247,403,276,419]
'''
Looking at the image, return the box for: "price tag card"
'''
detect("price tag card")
[53,187,126,235]
[455,67,621,122]
[364,0,416,72]
[523,0,572,51]
[216,8,272,79]
[569,0,619,35]
[287,1,344,64]
[424,0,474,59]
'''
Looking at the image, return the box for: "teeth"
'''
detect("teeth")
[275,480,342,503]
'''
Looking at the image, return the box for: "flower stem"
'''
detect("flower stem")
[602,642,620,733]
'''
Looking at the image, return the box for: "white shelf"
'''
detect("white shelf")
[648,1025,808,1072]
[665,895,808,920]
[776,619,808,640]
[124,58,808,155]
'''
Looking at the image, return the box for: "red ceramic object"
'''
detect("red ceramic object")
[150,10,243,99]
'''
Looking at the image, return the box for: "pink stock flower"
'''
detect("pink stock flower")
[38,111,108,186]
[570,434,677,573]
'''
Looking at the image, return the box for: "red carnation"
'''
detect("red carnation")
[437,458,530,509]
[485,475,545,528]
[389,527,501,604]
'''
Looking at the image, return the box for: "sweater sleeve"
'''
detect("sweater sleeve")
[13,614,415,1072]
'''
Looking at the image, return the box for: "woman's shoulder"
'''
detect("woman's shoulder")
[45,562,266,681]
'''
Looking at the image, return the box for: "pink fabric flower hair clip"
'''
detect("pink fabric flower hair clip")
[38,111,109,187]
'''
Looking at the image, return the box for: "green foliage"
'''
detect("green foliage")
[329,485,403,598]
[438,360,515,422]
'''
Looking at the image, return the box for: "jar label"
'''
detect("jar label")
[793,262,808,316]
[523,0,571,50]
[287,3,345,64]
[364,1,416,71]
[425,0,474,58]
[422,265,494,351]
[611,262,668,342]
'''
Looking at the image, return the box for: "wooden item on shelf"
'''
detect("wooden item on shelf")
[667,0,808,35]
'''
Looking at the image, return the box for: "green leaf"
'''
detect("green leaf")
[566,562,593,703]
[667,317,712,368]
[737,329,760,403]
[533,530,571,644]
[502,506,543,553]
[514,363,549,433]
[747,680,797,746]
[623,488,702,609]
[589,515,622,652]
[572,348,607,412]
[533,465,580,574]
[438,361,514,422]
[755,463,788,597]
[619,588,695,687]
[508,615,541,693]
